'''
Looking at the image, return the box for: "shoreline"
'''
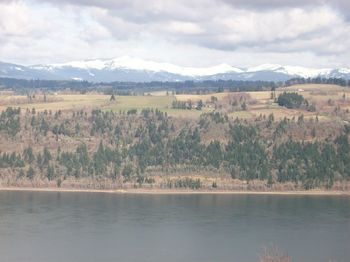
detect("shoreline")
[0,187,349,196]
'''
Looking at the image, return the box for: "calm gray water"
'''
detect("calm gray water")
[0,192,349,262]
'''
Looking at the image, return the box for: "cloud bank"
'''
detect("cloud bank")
[0,0,349,67]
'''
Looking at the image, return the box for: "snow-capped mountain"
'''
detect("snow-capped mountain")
[1,57,349,82]
[33,57,243,77]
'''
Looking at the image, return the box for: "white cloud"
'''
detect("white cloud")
[0,2,31,37]
[0,0,349,68]
[167,21,204,35]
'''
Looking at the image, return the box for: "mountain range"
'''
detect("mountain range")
[1,56,350,82]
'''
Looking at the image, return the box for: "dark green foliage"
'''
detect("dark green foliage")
[40,118,49,135]
[23,147,35,163]
[285,77,349,87]
[267,175,273,187]
[27,166,35,180]
[112,165,120,180]
[196,100,203,110]
[0,106,349,190]
[52,123,70,136]
[127,109,137,115]
[0,107,21,136]
[57,178,62,187]
[273,140,347,189]
[167,178,202,189]
[122,164,133,180]
[76,144,89,168]
[168,128,205,166]
[206,141,222,168]
[0,152,24,168]
[226,139,269,180]
[0,77,283,95]
[230,123,257,142]
[47,165,55,181]
[172,100,190,109]
[209,112,228,124]
[43,147,51,165]
[90,110,113,135]
[277,92,306,109]
[18,169,25,178]
[59,151,80,176]
[92,141,121,176]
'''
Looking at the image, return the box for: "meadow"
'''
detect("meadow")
[0,84,349,121]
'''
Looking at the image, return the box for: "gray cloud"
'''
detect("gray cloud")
[27,0,350,17]
[0,0,349,68]
[221,0,349,10]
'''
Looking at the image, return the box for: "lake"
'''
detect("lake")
[0,191,349,262]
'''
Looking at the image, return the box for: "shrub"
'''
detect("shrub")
[277,92,306,109]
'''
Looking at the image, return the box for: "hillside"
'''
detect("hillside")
[0,84,350,191]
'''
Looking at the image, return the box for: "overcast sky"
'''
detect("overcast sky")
[0,0,349,68]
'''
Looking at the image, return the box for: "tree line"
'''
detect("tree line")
[285,77,350,87]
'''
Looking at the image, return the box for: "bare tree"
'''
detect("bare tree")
[260,245,291,262]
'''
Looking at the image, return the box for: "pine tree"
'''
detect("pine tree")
[27,167,35,180]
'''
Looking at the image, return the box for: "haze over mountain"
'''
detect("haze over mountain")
[1,57,349,83]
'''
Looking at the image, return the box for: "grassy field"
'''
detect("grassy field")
[0,92,210,118]
[281,84,345,92]
[0,93,174,112]
[0,84,349,120]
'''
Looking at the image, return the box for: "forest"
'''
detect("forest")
[0,77,278,94]
[0,105,349,190]
[3,76,349,96]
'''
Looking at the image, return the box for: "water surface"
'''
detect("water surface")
[0,191,349,262]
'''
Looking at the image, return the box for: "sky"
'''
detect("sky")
[0,0,349,68]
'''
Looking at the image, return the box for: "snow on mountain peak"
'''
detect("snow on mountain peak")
[338,68,350,74]
[246,64,283,72]
[104,56,243,76]
[27,57,350,80]
[247,64,333,78]
[278,66,332,78]
[34,56,243,77]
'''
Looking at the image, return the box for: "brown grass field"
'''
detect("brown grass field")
[0,84,349,121]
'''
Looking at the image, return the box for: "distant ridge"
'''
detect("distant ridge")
[1,56,349,82]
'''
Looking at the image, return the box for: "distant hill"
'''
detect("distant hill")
[1,56,350,82]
